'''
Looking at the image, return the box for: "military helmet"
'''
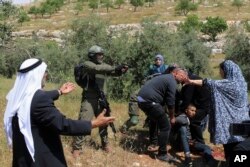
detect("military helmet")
[88,45,104,58]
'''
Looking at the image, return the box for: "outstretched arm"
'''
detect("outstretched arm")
[31,90,115,136]
[58,82,76,95]
[186,79,203,86]
[91,109,115,128]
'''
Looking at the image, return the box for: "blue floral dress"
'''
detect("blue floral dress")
[205,60,249,144]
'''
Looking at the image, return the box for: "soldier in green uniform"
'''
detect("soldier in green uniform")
[72,45,128,158]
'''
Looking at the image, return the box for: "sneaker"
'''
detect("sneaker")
[157,154,179,163]
[184,157,193,167]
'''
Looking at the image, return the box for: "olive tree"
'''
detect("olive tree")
[18,10,30,26]
[224,27,250,89]
[178,14,202,33]
[231,0,244,13]
[201,16,228,41]
[115,0,125,9]
[130,0,144,12]
[175,0,198,16]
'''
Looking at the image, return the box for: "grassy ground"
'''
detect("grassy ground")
[18,0,250,31]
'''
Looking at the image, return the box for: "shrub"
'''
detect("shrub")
[175,0,198,16]
[178,14,202,33]
[201,16,228,41]
[130,0,144,12]
[224,27,250,89]
[18,10,30,26]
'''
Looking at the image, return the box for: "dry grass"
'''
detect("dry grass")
[0,77,14,167]
[17,0,250,31]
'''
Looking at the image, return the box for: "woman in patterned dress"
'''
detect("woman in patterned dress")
[186,60,249,163]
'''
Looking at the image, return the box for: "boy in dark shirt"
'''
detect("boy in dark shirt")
[173,103,216,167]
[174,104,197,167]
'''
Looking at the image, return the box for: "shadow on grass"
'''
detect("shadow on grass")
[119,129,150,154]
[119,129,183,166]
[118,129,227,167]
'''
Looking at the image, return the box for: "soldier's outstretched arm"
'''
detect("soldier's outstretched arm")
[84,61,116,75]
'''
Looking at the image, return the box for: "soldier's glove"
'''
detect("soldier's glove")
[115,65,124,74]
[121,64,129,73]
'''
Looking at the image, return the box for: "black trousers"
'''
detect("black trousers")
[138,102,170,155]
[223,142,240,161]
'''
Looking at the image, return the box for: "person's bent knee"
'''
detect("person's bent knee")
[178,126,187,134]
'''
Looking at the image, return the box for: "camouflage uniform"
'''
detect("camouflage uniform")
[72,46,123,152]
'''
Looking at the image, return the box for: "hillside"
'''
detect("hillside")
[17,0,250,31]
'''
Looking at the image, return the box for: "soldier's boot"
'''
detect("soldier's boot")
[128,101,140,127]
[100,128,111,153]
[120,101,139,133]
[130,115,139,126]
[120,115,139,134]
[101,139,111,153]
[71,136,84,158]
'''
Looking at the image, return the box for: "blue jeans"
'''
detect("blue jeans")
[178,125,213,161]
[194,141,213,161]
[178,126,190,154]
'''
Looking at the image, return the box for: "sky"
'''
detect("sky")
[11,0,34,5]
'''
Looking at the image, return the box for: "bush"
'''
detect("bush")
[130,0,144,12]
[243,19,250,33]
[0,1,17,20]
[18,10,30,26]
[0,22,13,46]
[70,15,109,60]
[178,14,202,33]
[201,16,228,41]
[0,38,78,81]
[224,27,250,89]
[89,0,99,12]
[178,30,211,75]
[175,0,198,16]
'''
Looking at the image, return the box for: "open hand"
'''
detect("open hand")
[59,82,76,95]
[91,109,115,128]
